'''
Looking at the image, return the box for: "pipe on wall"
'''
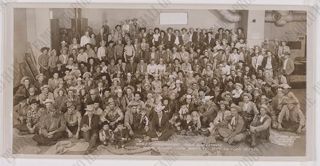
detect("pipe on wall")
[265,11,306,26]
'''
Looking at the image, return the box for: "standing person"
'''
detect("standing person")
[281,54,295,84]
[80,105,101,154]
[124,40,135,62]
[80,31,91,47]
[106,41,115,61]
[278,41,291,59]
[114,40,124,61]
[38,47,50,77]
[261,50,278,79]
[69,37,80,53]
[97,40,107,61]
[48,49,59,74]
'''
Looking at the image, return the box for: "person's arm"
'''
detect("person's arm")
[255,117,271,132]
[54,116,67,133]
[297,109,305,127]
[288,92,299,104]
[252,102,259,115]
[228,116,244,139]
[124,111,132,131]
[115,108,124,123]
[76,112,82,136]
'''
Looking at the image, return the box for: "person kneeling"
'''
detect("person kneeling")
[249,104,272,147]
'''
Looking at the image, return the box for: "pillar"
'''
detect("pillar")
[246,10,265,48]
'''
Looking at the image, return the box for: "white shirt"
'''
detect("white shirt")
[80,35,91,47]
[147,64,158,74]
[265,56,273,69]
[221,65,231,75]
[77,52,88,62]
[283,58,288,70]
[97,46,106,60]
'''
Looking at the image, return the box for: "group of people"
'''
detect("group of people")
[13,18,305,154]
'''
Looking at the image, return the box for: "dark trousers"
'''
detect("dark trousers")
[82,131,98,151]
[32,131,66,146]
[147,129,173,141]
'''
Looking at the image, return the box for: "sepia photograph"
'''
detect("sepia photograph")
[9,4,310,158]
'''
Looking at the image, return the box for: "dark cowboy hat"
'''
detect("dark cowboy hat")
[230,103,241,112]
[242,92,253,100]
[218,27,224,32]
[40,47,49,52]
[79,46,86,51]
[166,27,173,31]
[29,99,40,105]
[232,47,239,52]
[154,27,160,32]
[102,87,111,94]
[115,24,122,29]
[85,43,93,48]
[221,91,232,99]
[181,27,187,31]
[20,76,31,84]
[87,57,95,62]
[139,27,146,32]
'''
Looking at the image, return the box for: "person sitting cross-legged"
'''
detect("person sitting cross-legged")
[32,99,67,146]
[218,104,247,145]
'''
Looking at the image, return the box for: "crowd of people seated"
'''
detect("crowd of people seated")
[13,18,305,154]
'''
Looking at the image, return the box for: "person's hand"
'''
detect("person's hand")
[228,137,234,144]
[18,116,24,122]
[129,130,134,136]
[110,121,116,126]
[75,132,79,139]
[144,126,149,131]
[156,132,162,137]
[48,130,56,136]
[41,129,48,137]
[296,126,302,134]
[67,131,73,138]
[223,137,229,143]
[250,126,256,133]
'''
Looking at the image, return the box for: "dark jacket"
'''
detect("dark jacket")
[80,114,101,134]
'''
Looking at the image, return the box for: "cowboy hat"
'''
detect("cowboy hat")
[40,85,49,91]
[260,104,270,112]
[279,84,291,89]
[230,104,241,112]
[20,76,30,84]
[43,99,55,104]
[242,93,253,100]
[218,100,229,106]
[36,73,45,80]
[221,91,232,99]
[155,104,165,113]
[124,85,135,92]
[85,105,94,111]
